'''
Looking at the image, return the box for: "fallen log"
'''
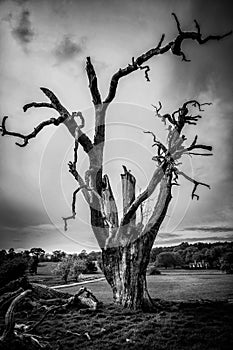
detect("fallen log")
[0,283,101,349]
[0,288,24,313]
[0,289,50,349]
[30,283,70,300]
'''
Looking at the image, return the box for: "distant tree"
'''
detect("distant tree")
[0,256,28,285]
[29,256,39,275]
[0,250,7,264]
[22,250,31,260]
[88,251,100,261]
[150,247,163,263]
[71,258,87,281]
[8,248,16,259]
[220,252,233,274]
[78,249,88,260]
[173,252,184,267]
[156,252,178,269]
[192,251,204,263]
[185,247,198,264]
[30,247,45,261]
[52,250,66,262]
[53,257,72,283]
[84,258,98,273]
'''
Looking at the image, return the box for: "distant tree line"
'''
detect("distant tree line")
[150,242,233,273]
[1,242,232,287]
[0,247,45,285]
[0,247,101,286]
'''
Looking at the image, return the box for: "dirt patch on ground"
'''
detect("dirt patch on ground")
[1,299,233,349]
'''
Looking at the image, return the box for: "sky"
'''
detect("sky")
[0,0,233,253]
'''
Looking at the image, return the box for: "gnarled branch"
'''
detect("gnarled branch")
[23,102,54,112]
[0,115,67,147]
[1,88,93,153]
[171,13,232,62]
[62,186,88,231]
[182,100,212,111]
[104,33,165,105]
[152,101,176,126]
[144,130,167,154]
[186,134,212,153]
[86,57,102,106]
[0,290,31,341]
[177,170,210,200]
[104,14,231,105]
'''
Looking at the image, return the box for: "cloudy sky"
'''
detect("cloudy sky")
[0,0,233,253]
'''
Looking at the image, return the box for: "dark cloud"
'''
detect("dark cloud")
[184,236,233,243]
[13,0,28,5]
[156,235,233,246]
[157,232,180,239]
[0,194,48,230]
[12,9,34,47]
[182,226,233,233]
[53,35,85,63]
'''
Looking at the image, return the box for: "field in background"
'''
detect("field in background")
[28,263,233,302]
[61,269,233,303]
[28,262,102,286]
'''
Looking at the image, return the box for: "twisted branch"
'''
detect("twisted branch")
[23,102,54,112]
[171,13,232,62]
[177,170,210,200]
[62,186,87,231]
[1,87,93,153]
[182,101,212,111]
[86,57,102,106]
[185,134,213,156]
[0,115,67,147]
[139,64,151,82]
[104,14,231,105]
[0,290,31,341]
[144,131,167,154]
[152,101,176,126]
[104,33,165,104]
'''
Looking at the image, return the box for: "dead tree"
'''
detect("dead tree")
[1,14,231,309]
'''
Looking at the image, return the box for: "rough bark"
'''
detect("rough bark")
[0,288,24,313]
[102,169,172,309]
[121,166,136,221]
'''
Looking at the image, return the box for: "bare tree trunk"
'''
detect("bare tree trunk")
[102,242,146,309]
[102,169,172,309]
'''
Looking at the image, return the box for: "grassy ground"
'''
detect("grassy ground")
[61,270,233,303]
[2,299,233,349]
[2,266,232,349]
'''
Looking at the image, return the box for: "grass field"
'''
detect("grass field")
[61,270,233,303]
[30,263,233,302]
[1,267,233,349]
